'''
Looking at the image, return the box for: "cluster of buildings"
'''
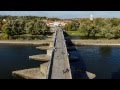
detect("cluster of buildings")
[42,19,72,27]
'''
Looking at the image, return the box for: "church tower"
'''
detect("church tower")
[90,14,93,21]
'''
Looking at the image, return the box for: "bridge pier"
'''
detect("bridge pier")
[47,42,54,56]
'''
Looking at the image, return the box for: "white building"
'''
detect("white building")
[46,21,68,27]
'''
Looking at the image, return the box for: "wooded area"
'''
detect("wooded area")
[64,18,120,39]
[0,16,52,40]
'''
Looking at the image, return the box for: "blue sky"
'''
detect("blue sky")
[0,11,120,19]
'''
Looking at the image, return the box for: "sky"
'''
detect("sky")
[0,11,120,19]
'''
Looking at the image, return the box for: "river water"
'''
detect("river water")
[76,45,120,79]
[0,43,120,79]
[0,44,46,79]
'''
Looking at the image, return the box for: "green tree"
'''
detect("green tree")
[25,21,34,35]
[79,20,93,37]
[90,25,100,37]
[1,23,11,39]
[64,21,80,31]
[111,26,120,39]
[110,18,120,27]
[25,20,49,35]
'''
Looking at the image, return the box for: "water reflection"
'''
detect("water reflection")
[99,46,112,57]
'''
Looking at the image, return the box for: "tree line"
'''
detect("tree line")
[0,16,52,40]
[64,18,120,39]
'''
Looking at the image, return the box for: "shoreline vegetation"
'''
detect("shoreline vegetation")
[0,16,54,40]
[66,31,120,46]
[1,16,120,46]
[65,18,120,40]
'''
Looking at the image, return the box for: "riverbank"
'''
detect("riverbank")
[0,40,52,45]
[71,39,120,46]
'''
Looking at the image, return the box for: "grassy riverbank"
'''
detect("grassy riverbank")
[66,31,120,45]
[71,39,120,46]
[66,31,82,36]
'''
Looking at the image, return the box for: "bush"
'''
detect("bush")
[11,35,45,40]
[105,33,114,39]
[0,34,9,40]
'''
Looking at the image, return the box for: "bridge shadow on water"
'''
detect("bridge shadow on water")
[63,31,89,79]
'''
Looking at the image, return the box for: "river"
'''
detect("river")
[0,44,46,79]
[76,45,120,79]
[0,44,120,79]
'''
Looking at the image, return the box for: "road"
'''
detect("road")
[51,27,72,79]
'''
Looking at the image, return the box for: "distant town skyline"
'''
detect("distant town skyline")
[0,11,120,19]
